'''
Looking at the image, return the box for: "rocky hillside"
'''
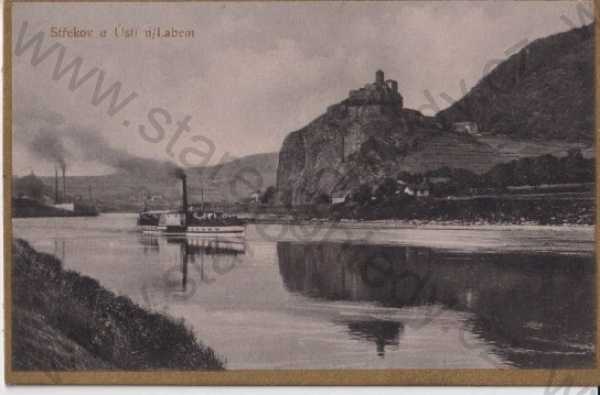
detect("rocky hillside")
[437,24,594,141]
[277,71,506,206]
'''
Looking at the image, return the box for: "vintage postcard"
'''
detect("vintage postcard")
[3,0,599,385]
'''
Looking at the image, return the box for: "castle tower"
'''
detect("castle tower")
[375,70,384,86]
[386,80,398,93]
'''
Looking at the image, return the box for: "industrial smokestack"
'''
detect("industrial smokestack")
[181,174,188,223]
[54,167,59,204]
[61,165,66,203]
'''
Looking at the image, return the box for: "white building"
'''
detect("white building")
[331,191,350,205]
[52,202,75,211]
[452,121,480,135]
[404,181,430,198]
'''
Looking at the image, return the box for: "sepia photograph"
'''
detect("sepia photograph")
[3,0,599,385]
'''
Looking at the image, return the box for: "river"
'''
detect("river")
[13,213,596,369]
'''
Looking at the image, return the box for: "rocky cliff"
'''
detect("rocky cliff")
[277,71,502,206]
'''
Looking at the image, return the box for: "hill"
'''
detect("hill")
[437,24,594,142]
[28,152,278,212]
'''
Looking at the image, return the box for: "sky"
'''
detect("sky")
[12,0,595,176]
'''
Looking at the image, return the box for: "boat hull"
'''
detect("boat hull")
[138,224,246,235]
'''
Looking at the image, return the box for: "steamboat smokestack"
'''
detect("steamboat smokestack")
[173,167,188,225]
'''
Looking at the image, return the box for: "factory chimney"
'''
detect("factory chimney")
[181,173,188,225]
[54,167,59,204]
[61,166,66,203]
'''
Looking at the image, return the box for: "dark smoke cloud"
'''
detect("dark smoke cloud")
[29,130,69,171]
[22,117,177,178]
[15,103,181,178]
[63,125,178,178]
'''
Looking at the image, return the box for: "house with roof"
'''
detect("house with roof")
[452,121,480,135]
[395,179,409,195]
[404,180,431,198]
[331,191,351,205]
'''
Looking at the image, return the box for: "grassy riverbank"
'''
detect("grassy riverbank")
[11,239,224,370]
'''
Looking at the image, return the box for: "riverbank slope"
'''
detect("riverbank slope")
[11,239,224,370]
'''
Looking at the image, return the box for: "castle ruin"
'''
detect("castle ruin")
[329,70,406,162]
[347,70,404,109]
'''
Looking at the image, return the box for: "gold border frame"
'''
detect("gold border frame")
[3,0,600,385]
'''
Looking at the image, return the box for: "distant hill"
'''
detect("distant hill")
[31,152,279,211]
[190,152,279,202]
[437,24,594,142]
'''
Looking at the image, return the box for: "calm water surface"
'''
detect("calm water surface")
[13,213,596,369]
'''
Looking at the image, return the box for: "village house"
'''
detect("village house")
[395,179,408,195]
[331,191,350,205]
[404,180,431,198]
[250,190,261,203]
[452,121,480,135]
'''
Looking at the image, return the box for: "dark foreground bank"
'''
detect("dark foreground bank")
[11,239,224,370]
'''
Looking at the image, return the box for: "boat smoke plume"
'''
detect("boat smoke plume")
[173,167,187,180]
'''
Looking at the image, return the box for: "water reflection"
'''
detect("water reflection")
[277,241,596,368]
[346,320,404,358]
[138,234,246,294]
[139,234,159,253]
[14,215,596,369]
